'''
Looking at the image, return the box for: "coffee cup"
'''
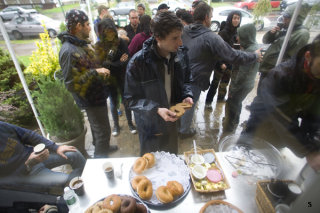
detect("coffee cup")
[34,143,46,154]
[102,162,114,179]
[69,176,85,196]
[285,183,302,204]
[267,181,289,199]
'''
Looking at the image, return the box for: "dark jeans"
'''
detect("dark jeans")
[137,121,178,156]
[1,151,85,194]
[224,68,257,131]
[205,68,231,103]
[109,86,132,127]
[85,106,111,158]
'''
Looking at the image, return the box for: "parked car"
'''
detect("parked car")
[4,14,61,39]
[210,7,271,32]
[234,0,280,10]
[109,1,136,16]
[152,0,190,15]
[0,6,38,21]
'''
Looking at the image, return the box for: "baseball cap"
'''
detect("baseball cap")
[158,3,170,10]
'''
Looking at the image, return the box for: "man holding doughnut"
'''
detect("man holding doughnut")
[124,11,193,155]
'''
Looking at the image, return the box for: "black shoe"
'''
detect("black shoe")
[179,129,197,139]
[112,125,120,136]
[128,122,137,134]
[107,145,118,153]
[217,96,225,102]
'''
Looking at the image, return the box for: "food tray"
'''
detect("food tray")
[85,194,150,213]
[128,151,191,210]
[199,200,243,213]
[184,149,230,193]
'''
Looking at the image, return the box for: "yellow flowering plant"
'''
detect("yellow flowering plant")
[25,25,60,79]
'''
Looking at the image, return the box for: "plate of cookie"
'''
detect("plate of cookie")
[129,151,191,210]
[85,194,150,213]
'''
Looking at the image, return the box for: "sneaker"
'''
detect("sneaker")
[112,125,120,136]
[179,128,197,139]
[128,123,137,134]
[107,145,118,153]
[205,103,212,109]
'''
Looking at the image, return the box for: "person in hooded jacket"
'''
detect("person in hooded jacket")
[58,9,117,158]
[240,35,320,172]
[178,2,261,138]
[223,24,260,132]
[124,11,193,155]
[205,10,242,105]
[259,3,310,82]
[95,18,137,136]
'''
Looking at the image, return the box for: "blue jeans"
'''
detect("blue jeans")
[1,151,86,194]
[109,86,132,126]
[179,85,202,134]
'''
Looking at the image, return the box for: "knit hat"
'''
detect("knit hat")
[66,9,89,32]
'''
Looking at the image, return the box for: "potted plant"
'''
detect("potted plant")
[25,27,87,155]
[32,76,87,155]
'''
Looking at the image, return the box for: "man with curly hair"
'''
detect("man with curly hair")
[124,11,193,155]
[58,9,117,158]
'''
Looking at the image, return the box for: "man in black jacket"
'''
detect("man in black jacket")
[58,9,117,158]
[124,9,141,43]
[241,35,320,172]
[124,11,193,155]
[179,2,262,138]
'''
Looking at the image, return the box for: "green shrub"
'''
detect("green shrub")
[24,28,60,80]
[0,47,36,127]
[33,77,84,141]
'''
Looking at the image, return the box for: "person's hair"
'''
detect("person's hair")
[102,12,113,20]
[129,9,137,18]
[140,15,151,35]
[98,5,109,15]
[193,2,212,23]
[137,3,145,10]
[176,9,194,25]
[192,0,205,8]
[151,11,183,39]
[98,18,118,43]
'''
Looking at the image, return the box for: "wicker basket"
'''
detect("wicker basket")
[256,180,293,213]
[199,200,243,213]
[184,149,230,193]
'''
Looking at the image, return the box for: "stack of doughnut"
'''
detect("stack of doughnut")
[169,102,192,118]
[131,175,153,200]
[133,153,155,174]
[155,181,184,204]
[85,194,148,213]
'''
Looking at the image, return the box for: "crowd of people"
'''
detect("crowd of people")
[1,1,320,209]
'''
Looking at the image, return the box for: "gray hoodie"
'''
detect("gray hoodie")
[182,23,257,90]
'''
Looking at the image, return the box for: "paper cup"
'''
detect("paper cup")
[34,143,46,154]
[69,176,85,196]
[102,162,114,179]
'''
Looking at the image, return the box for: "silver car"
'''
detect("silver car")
[0,6,37,21]
[4,14,61,39]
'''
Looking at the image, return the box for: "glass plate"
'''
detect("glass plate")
[86,194,150,213]
[219,135,283,180]
[129,151,191,210]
